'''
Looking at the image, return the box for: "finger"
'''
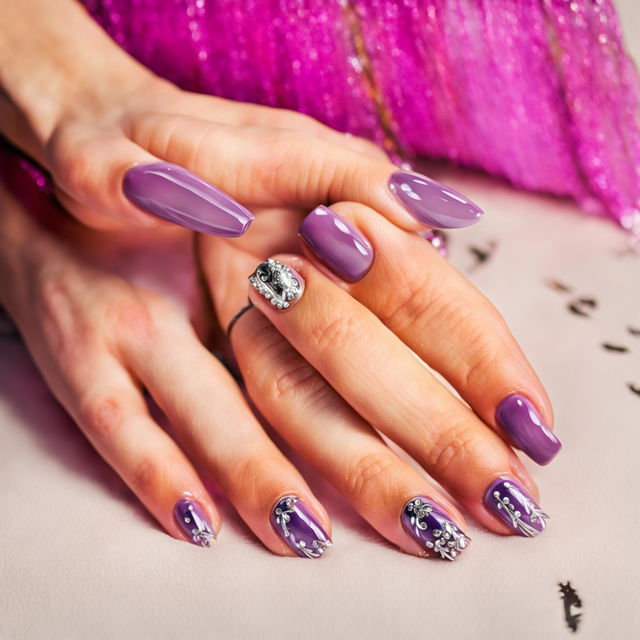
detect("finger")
[204,248,471,558]
[121,303,332,558]
[245,253,549,537]
[299,203,560,465]
[167,93,389,160]
[39,352,220,548]
[129,113,484,232]
[47,124,254,235]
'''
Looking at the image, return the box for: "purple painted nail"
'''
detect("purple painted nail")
[401,497,470,561]
[271,496,332,558]
[299,205,373,282]
[388,171,484,228]
[249,258,304,310]
[496,394,562,465]
[174,498,216,548]
[484,477,549,537]
[123,162,254,236]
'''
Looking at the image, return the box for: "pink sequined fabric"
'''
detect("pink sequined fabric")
[26,1,640,227]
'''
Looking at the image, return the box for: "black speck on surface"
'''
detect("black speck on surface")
[545,279,572,293]
[601,343,630,353]
[628,383,640,397]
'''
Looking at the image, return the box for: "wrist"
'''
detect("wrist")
[0,0,158,159]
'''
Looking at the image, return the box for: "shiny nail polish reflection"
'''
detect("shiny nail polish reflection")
[401,497,470,561]
[174,498,216,548]
[271,496,332,558]
[484,477,548,537]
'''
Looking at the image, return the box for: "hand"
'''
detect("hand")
[0,183,339,556]
[198,199,561,552]
[1,0,483,237]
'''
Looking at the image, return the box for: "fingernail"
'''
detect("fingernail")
[401,497,470,561]
[299,205,373,282]
[271,496,332,558]
[496,394,562,465]
[484,477,549,537]
[388,171,484,228]
[249,258,304,310]
[123,163,254,236]
[173,498,216,548]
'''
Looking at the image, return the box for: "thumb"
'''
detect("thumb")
[48,125,254,235]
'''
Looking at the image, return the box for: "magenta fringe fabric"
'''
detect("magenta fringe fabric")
[19,1,640,228]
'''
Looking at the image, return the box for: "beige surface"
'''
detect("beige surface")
[2,3,640,637]
[1,170,639,639]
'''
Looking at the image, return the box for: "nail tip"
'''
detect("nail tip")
[401,497,470,561]
[484,477,548,538]
[388,170,485,229]
[271,496,331,559]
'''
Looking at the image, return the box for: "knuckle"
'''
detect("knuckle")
[266,354,328,405]
[428,418,478,478]
[345,451,395,497]
[110,290,184,349]
[271,109,319,131]
[130,457,161,493]
[380,273,466,337]
[48,131,99,200]
[309,309,358,353]
[78,395,126,440]
[460,337,502,390]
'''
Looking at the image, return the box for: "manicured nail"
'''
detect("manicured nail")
[173,498,216,548]
[388,171,484,228]
[299,205,373,282]
[123,162,254,236]
[402,497,470,561]
[271,496,332,558]
[496,394,561,465]
[484,477,549,537]
[249,258,304,310]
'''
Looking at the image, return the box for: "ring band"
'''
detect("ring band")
[226,299,255,336]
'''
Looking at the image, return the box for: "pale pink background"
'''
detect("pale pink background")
[1,3,639,638]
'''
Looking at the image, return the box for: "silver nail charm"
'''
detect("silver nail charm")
[249,258,304,310]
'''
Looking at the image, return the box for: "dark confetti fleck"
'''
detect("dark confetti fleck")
[545,279,572,293]
[628,383,640,397]
[468,240,497,270]
[567,297,597,317]
[601,343,629,353]
[559,581,582,633]
[628,326,640,337]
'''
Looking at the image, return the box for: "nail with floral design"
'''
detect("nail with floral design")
[174,498,216,548]
[270,496,332,558]
[484,477,549,537]
[401,497,470,561]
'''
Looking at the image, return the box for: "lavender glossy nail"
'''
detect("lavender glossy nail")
[496,394,561,465]
[271,496,332,558]
[299,205,373,282]
[388,171,484,229]
[401,497,470,561]
[123,162,254,236]
[484,477,549,537]
[174,498,216,547]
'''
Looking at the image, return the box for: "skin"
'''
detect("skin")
[0,0,558,555]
